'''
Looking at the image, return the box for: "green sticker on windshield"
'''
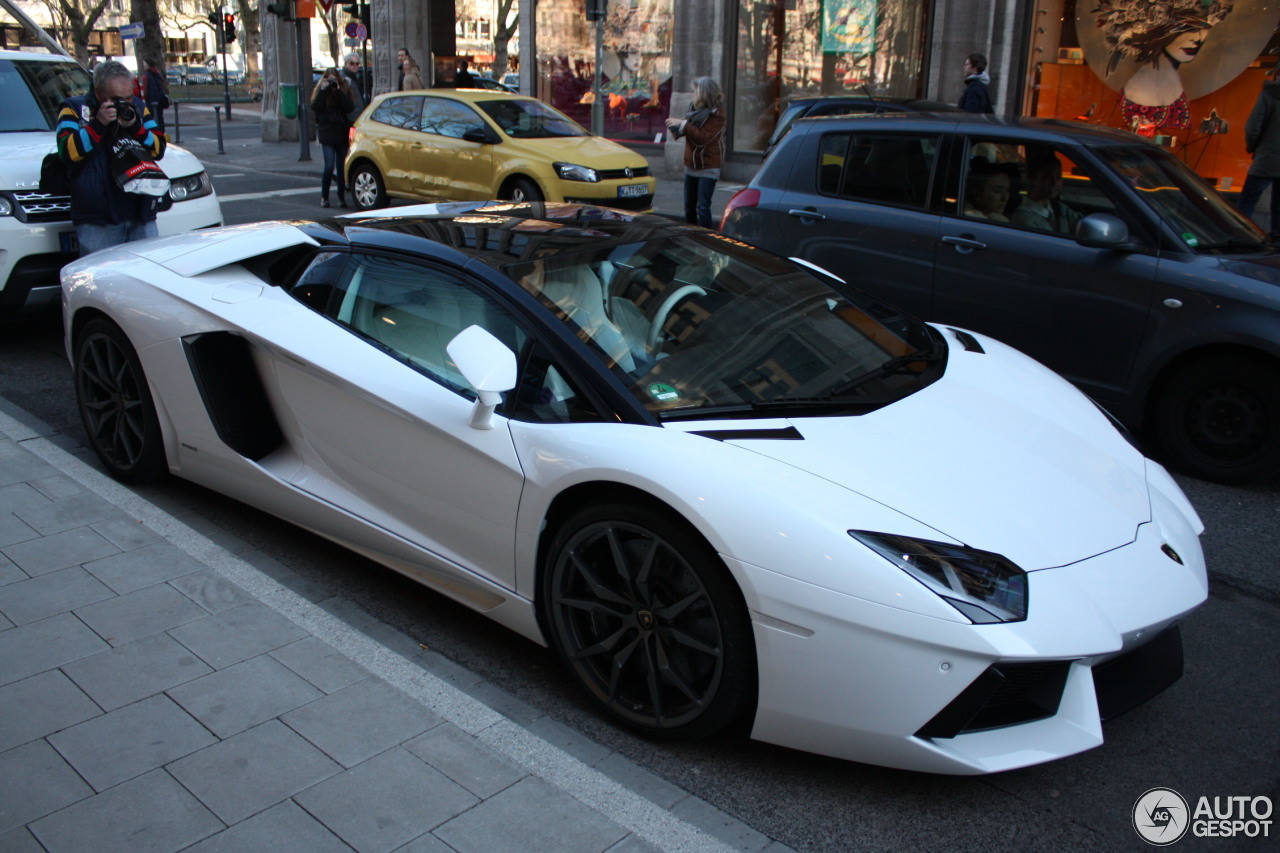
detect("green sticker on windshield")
[1182,232,1199,247]
[648,383,680,401]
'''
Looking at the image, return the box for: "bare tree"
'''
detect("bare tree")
[235,0,260,81]
[40,0,112,64]
[130,0,163,71]
[492,0,517,78]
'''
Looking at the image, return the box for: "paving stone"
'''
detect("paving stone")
[169,569,254,614]
[0,739,94,835]
[0,612,109,687]
[0,513,39,550]
[0,566,115,626]
[0,827,46,853]
[14,491,119,536]
[181,800,352,853]
[28,475,84,502]
[168,654,322,738]
[295,747,479,853]
[0,550,26,585]
[670,794,772,852]
[61,632,213,711]
[0,670,101,753]
[75,584,209,647]
[605,834,663,853]
[593,752,690,810]
[167,720,342,824]
[28,769,224,853]
[404,723,524,799]
[0,526,119,577]
[0,611,12,631]
[524,715,614,766]
[0,448,53,488]
[49,694,217,791]
[433,775,627,853]
[270,636,369,694]
[168,600,309,669]
[282,677,439,768]
[83,541,208,595]
[89,516,163,551]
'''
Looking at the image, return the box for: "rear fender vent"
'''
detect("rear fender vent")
[184,332,284,461]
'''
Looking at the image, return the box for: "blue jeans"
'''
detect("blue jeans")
[1237,173,1280,235]
[76,219,159,256]
[684,175,717,228]
[321,143,349,201]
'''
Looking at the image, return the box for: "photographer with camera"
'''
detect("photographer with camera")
[310,68,355,208]
[56,60,167,256]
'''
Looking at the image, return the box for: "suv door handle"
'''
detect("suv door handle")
[788,208,826,221]
[942,235,987,252]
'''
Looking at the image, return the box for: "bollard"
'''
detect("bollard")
[214,106,225,155]
[172,101,180,144]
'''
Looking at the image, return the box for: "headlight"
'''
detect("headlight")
[849,531,1028,623]
[554,162,599,182]
[0,195,13,216]
[168,171,213,202]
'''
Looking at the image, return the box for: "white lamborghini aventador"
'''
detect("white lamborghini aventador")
[60,201,1208,774]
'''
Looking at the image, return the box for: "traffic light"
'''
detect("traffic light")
[341,3,370,27]
[207,11,218,26]
[266,1,293,19]
[224,13,236,44]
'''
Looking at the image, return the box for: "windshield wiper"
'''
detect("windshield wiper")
[831,348,944,396]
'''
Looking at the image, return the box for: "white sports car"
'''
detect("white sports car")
[61,202,1207,774]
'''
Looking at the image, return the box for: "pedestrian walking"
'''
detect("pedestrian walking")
[1241,70,1280,238]
[958,53,994,114]
[397,48,415,90]
[56,60,167,255]
[310,68,355,208]
[402,56,424,90]
[665,77,726,228]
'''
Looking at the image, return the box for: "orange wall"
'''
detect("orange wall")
[1033,63,1267,191]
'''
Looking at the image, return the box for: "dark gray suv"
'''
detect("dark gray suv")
[721,113,1280,485]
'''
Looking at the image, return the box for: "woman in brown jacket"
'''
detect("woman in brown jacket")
[665,77,726,228]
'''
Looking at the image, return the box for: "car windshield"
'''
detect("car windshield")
[476,98,589,139]
[505,231,942,418]
[0,58,90,132]
[1094,145,1265,250]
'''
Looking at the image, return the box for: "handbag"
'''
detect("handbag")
[111,136,170,196]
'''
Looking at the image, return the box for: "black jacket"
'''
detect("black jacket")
[55,92,167,225]
[958,74,994,114]
[1246,81,1280,177]
[311,83,355,147]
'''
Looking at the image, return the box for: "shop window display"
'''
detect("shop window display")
[536,0,674,141]
[732,0,929,153]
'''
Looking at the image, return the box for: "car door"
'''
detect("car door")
[264,249,530,590]
[408,97,495,200]
[770,128,943,319]
[368,96,423,197]
[931,137,1161,403]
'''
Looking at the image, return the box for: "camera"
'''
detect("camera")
[112,97,136,123]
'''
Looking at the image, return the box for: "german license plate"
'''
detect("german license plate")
[59,231,79,254]
[617,183,648,199]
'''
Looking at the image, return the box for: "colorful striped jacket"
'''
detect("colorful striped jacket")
[56,92,167,225]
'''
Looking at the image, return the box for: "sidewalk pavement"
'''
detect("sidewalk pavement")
[0,410,792,846]
[166,101,745,223]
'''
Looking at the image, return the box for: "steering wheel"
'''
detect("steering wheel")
[647,285,707,349]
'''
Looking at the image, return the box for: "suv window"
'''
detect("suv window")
[1,58,90,132]
[419,97,486,139]
[817,132,937,209]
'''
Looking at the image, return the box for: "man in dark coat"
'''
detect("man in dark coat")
[56,60,167,255]
[1241,72,1280,238]
[958,53,994,114]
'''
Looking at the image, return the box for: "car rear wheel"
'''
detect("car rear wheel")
[504,177,543,203]
[542,502,755,739]
[1152,354,1280,484]
[74,318,167,484]
[351,162,388,210]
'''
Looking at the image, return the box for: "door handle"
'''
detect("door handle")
[787,208,826,221]
[942,235,987,253]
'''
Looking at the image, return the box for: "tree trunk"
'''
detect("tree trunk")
[237,0,260,82]
[130,0,164,72]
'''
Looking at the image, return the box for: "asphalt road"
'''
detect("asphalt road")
[2,125,1277,851]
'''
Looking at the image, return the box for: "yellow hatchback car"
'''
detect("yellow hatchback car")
[345,89,656,211]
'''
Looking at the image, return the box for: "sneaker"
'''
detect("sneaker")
[320,198,331,208]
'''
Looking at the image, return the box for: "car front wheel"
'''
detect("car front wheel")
[542,502,755,738]
[503,177,543,203]
[74,318,167,483]
[350,162,388,210]
[1152,354,1280,484]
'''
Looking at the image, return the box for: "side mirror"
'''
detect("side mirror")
[1076,213,1131,250]
[446,325,517,430]
[462,126,498,145]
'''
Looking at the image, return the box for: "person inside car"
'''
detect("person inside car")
[1011,156,1083,234]
[963,162,1012,222]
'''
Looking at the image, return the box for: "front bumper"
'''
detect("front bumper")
[734,517,1207,774]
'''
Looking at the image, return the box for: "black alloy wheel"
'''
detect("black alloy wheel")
[74,319,167,483]
[543,502,754,738]
[1154,354,1280,485]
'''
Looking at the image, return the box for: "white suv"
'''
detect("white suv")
[0,49,222,315]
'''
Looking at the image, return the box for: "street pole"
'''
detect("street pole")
[591,16,603,136]
[295,18,311,161]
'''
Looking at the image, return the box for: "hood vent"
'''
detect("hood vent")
[691,426,804,442]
